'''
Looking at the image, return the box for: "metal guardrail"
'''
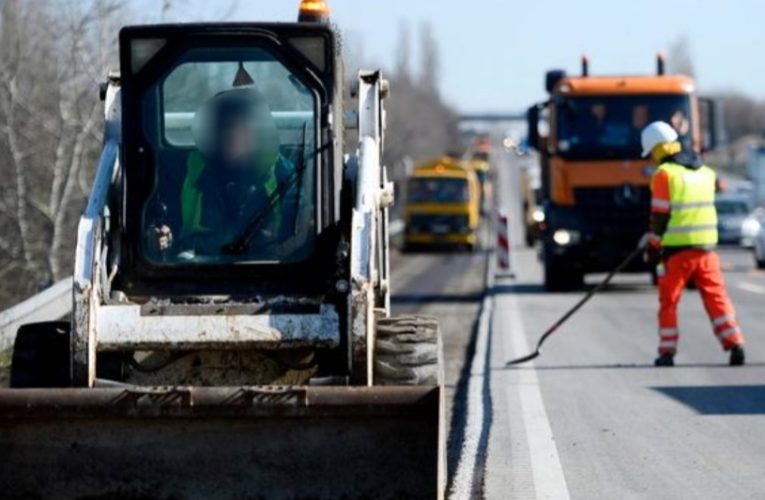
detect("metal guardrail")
[0,278,72,351]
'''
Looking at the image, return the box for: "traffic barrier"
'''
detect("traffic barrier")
[0,277,72,351]
[496,210,515,278]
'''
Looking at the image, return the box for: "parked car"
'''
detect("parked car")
[741,208,763,248]
[752,213,765,269]
[715,195,753,245]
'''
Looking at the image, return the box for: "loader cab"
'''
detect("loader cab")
[115,24,345,297]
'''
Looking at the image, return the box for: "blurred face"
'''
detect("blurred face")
[591,104,606,121]
[632,106,649,129]
[670,110,690,136]
[221,120,255,167]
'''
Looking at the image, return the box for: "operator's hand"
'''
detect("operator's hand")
[155,224,173,251]
[639,232,661,264]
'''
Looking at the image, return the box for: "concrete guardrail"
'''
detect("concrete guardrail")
[0,278,72,351]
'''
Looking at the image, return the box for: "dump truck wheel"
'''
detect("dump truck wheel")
[10,322,71,388]
[374,315,444,386]
[544,262,583,292]
[525,232,535,248]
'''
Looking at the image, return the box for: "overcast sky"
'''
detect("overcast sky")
[150,0,765,113]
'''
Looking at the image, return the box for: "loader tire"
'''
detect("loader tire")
[374,315,444,386]
[10,321,71,388]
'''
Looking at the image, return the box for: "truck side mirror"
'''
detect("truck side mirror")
[545,69,566,94]
[527,104,541,151]
[699,97,726,153]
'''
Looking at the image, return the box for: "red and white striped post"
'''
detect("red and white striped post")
[496,209,515,278]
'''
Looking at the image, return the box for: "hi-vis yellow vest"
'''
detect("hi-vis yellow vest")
[659,162,718,247]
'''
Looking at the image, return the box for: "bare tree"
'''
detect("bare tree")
[394,21,411,83]
[0,0,125,308]
[418,22,440,93]
[714,91,765,141]
[666,35,695,77]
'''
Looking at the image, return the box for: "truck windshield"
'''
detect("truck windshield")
[140,47,317,266]
[408,178,469,203]
[556,95,692,159]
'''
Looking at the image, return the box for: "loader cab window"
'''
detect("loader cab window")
[140,47,318,265]
[556,95,692,159]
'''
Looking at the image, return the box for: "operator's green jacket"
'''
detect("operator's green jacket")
[179,151,298,254]
[650,152,718,248]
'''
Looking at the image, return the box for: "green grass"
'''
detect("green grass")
[0,349,10,387]
[0,349,11,369]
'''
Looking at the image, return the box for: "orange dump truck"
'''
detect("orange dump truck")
[527,55,722,290]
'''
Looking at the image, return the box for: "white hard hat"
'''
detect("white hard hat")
[641,121,679,157]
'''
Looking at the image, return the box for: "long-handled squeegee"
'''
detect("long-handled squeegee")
[506,245,645,366]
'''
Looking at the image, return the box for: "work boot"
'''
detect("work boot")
[729,345,745,366]
[654,353,675,367]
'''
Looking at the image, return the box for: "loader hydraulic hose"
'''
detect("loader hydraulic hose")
[506,245,645,366]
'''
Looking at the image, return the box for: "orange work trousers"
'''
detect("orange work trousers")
[657,249,744,355]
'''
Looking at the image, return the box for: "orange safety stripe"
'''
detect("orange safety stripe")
[651,169,671,214]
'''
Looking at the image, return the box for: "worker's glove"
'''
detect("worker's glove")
[639,232,661,264]
[154,224,173,252]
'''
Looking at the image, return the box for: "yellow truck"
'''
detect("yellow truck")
[468,158,491,215]
[404,157,481,251]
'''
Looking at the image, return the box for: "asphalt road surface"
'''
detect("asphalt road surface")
[389,232,489,479]
[473,146,765,499]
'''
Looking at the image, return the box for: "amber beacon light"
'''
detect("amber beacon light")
[298,0,330,23]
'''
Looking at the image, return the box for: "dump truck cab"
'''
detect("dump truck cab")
[404,157,481,251]
[0,4,445,498]
[528,56,721,290]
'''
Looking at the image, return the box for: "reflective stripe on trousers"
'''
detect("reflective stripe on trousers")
[657,250,744,355]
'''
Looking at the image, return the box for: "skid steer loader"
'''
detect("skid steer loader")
[0,4,445,499]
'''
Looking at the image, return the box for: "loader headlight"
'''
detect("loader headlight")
[553,229,580,246]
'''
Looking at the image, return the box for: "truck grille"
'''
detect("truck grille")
[573,186,650,209]
[573,187,650,229]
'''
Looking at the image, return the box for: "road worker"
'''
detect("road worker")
[641,121,745,367]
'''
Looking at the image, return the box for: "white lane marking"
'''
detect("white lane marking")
[449,260,494,499]
[502,292,571,500]
[738,282,765,294]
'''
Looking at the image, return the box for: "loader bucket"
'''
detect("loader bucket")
[0,385,444,499]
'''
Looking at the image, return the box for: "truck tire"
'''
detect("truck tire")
[544,261,583,292]
[10,322,71,388]
[754,248,765,269]
[374,315,444,386]
[525,230,535,248]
